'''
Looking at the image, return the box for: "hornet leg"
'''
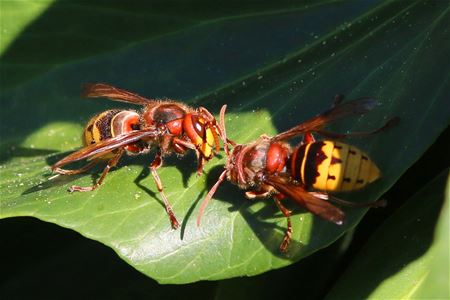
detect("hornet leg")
[69,150,124,192]
[274,195,292,253]
[150,149,180,229]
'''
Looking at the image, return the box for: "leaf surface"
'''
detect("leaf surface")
[1,1,449,283]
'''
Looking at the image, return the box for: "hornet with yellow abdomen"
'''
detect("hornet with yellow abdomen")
[197,95,399,252]
[52,83,228,230]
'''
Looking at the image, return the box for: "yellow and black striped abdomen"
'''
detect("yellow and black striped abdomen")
[83,110,122,159]
[83,110,121,146]
[290,141,380,192]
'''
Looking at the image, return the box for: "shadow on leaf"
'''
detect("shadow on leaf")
[201,165,304,260]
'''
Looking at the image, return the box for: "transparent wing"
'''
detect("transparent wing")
[52,129,159,169]
[265,174,344,225]
[272,98,377,141]
[83,83,156,105]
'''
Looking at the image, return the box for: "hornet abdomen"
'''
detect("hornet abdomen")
[290,141,380,192]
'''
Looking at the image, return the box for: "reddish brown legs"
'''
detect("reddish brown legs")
[172,137,205,175]
[274,195,292,253]
[173,137,196,150]
[150,150,180,229]
[69,150,124,192]
[196,155,205,176]
[53,160,99,175]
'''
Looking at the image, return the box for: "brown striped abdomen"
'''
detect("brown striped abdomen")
[83,110,140,158]
[290,141,380,192]
[83,110,121,146]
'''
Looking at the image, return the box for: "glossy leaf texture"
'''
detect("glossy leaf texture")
[1,1,449,283]
[325,170,450,299]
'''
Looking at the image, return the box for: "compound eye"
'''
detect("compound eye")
[192,115,206,137]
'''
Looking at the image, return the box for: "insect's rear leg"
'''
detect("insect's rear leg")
[274,195,292,253]
[196,154,205,176]
[149,149,180,229]
[53,160,99,176]
[245,189,272,199]
[173,137,205,175]
[69,150,124,192]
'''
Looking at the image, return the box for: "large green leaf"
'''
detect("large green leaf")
[0,1,55,53]
[325,170,449,299]
[414,173,450,299]
[1,1,449,283]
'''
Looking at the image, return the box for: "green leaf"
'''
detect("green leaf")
[0,0,54,54]
[1,1,449,283]
[414,173,450,299]
[325,170,450,299]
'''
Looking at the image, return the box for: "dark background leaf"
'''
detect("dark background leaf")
[325,170,449,299]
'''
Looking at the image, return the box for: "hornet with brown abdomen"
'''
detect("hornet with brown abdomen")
[52,83,227,229]
[197,95,398,252]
